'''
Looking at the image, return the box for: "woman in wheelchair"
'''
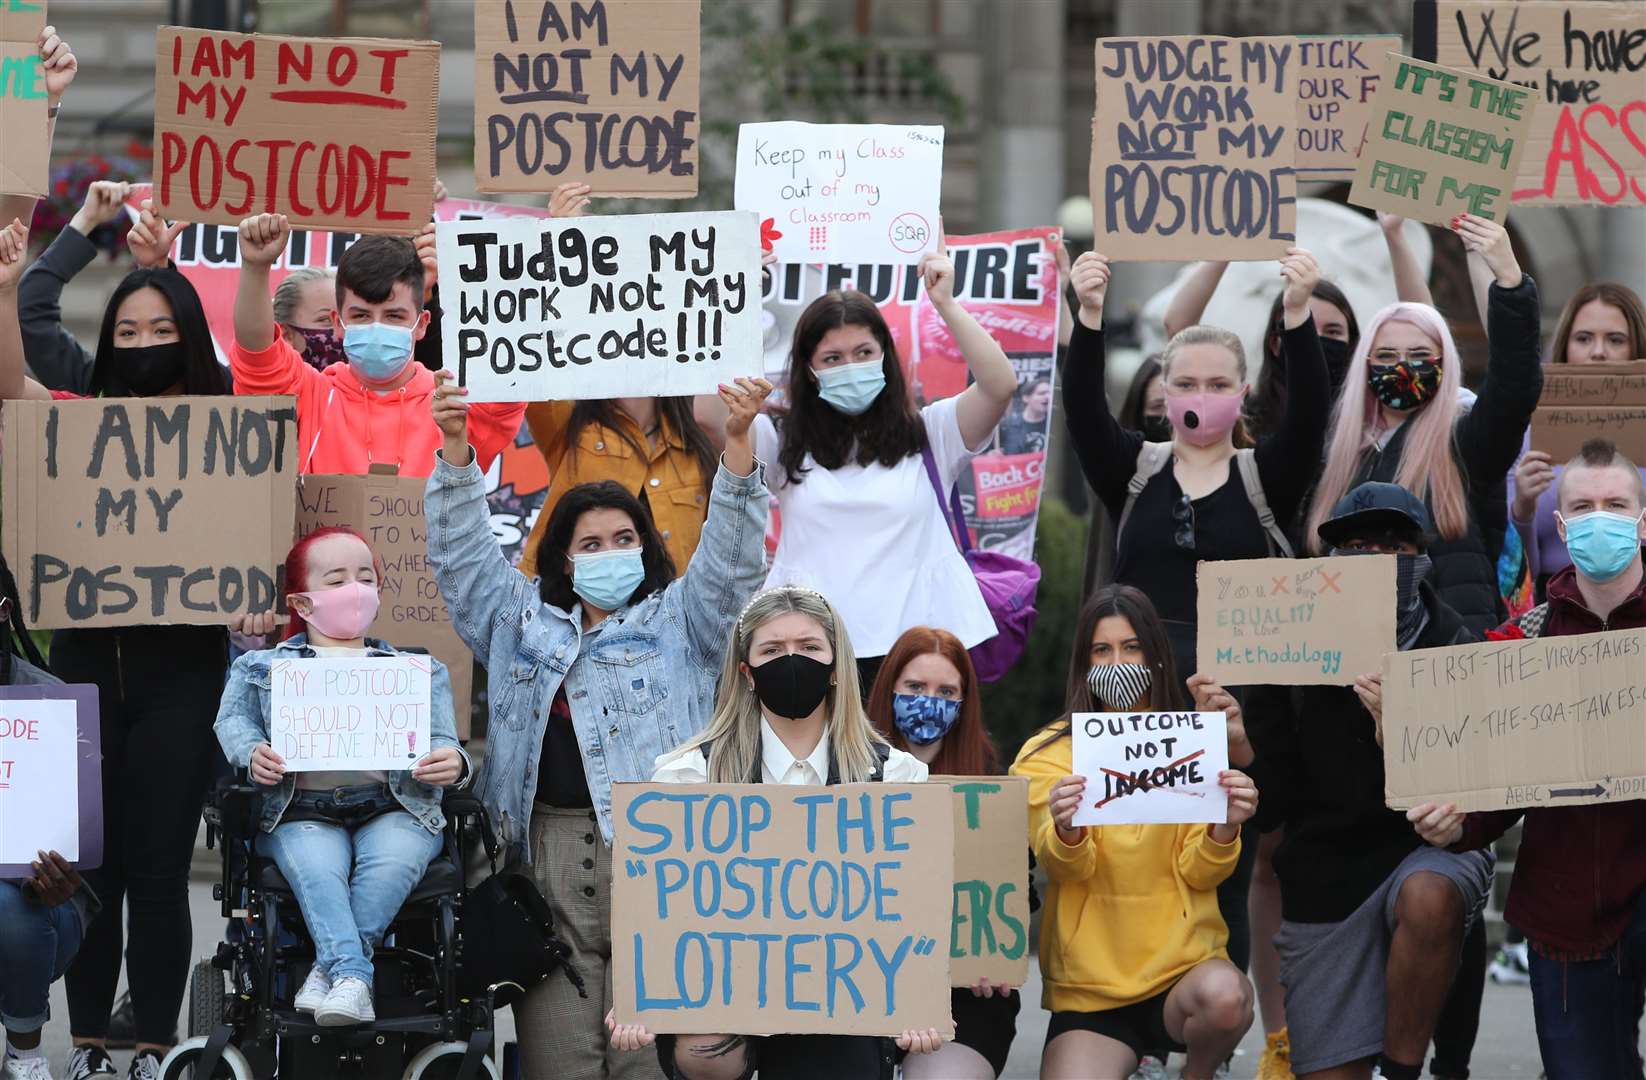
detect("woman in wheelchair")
[213,526,470,1029]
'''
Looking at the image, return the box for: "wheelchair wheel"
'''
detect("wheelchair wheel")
[188,959,228,1038]
[158,1037,254,1080]
[403,1042,502,1080]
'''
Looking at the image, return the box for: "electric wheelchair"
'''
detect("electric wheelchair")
[158,779,503,1080]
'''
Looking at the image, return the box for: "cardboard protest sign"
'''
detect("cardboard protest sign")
[0,0,46,197]
[735,122,944,264]
[1090,36,1298,261]
[436,210,760,402]
[1197,555,1397,686]
[1,397,298,628]
[294,472,475,737]
[1536,363,1646,407]
[1419,0,1646,206]
[152,27,440,234]
[1531,405,1646,461]
[1294,34,1403,179]
[475,0,699,196]
[1072,712,1230,826]
[1349,53,1536,225]
[612,782,955,1036]
[270,655,432,772]
[1384,628,1646,812]
[0,683,102,875]
[122,187,553,361]
[938,776,1030,987]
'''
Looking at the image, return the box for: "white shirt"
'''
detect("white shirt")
[753,397,996,656]
[651,718,929,785]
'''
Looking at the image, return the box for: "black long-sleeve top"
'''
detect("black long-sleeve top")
[18,226,99,394]
[1062,315,1330,632]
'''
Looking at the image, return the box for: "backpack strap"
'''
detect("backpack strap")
[1234,448,1294,558]
[1116,442,1174,542]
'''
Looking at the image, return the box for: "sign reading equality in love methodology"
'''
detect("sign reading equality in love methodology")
[475,0,699,197]
[436,211,761,402]
[1090,36,1298,261]
[1420,0,1646,206]
[1197,555,1398,686]
[294,472,475,739]
[1349,52,1536,225]
[270,655,432,772]
[1072,712,1230,827]
[612,782,955,1037]
[152,27,440,234]
[735,122,944,264]
[1294,34,1403,179]
[0,0,47,197]
[1529,362,1646,462]
[1383,628,1646,813]
[0,685,102,874]
[1,397,299,629]
[939,776,1030,987]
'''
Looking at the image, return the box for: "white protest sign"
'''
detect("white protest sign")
[270,656,432,773]
[437,211,761,402]
[1071,711,1229,826]
[735,121,944,264]
[0,699,79,863]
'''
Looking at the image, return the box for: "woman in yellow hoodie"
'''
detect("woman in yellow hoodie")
[1011,584,1257,1080]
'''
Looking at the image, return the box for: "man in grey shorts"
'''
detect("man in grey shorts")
[1229,483,1493,1080]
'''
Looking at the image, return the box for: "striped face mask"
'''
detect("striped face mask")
[1087,662,1152,711]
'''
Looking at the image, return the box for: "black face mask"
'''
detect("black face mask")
[1140,414,1172,442]
[1319,337,1354,392]
[748,653,834,720]
[103,343,188,397]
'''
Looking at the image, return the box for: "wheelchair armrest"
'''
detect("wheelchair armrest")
[215,774,267,842]
[443,792,500,864]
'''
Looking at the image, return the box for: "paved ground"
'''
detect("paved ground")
[38,880,1578,1078]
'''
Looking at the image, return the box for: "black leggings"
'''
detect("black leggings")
[54,626,228,1046]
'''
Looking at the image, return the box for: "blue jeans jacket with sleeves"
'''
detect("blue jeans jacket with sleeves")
[425,448,769,856]
[214,635,470,835]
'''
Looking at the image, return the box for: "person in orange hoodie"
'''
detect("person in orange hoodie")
[231,212,525,477]
[1011,584,1257,1080]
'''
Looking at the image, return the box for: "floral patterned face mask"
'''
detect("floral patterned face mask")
[891,693,962,745]
[1367,357,1442,411]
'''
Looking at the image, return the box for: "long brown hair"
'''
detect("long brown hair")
[1549,282,1646,363]
[1022,585,1184,758]
[563,398,717,496]
[867,627,998,775]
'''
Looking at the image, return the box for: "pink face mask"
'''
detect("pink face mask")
[1166,390,1246,447]
[295,580,380,640]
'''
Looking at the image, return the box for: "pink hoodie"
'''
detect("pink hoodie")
[230,336,524,477]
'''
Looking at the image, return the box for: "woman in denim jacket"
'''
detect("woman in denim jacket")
[214,526,470,1029]
[427,372,772,1080]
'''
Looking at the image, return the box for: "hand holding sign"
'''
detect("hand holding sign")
[1406,801,1465,848]
[432,371,471,463]
[0,218,26,292]
[38,25,75,100]
[23,851,84,908]
[1354,672,1384,745]
[410,746,463,786]
[249,742,286,786]
[549,182,593,219]
[1451,212,1521,288]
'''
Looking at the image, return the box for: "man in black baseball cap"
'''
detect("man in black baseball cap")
[1216,480,1491,1080]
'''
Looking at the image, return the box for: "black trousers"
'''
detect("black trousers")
[55,625,228,1045]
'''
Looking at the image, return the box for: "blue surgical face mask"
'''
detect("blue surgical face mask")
[891,693,961,746]
[815,360,887,415]
[1560,509,1645,583]
[343,322,416,383]
[571,548,646,611]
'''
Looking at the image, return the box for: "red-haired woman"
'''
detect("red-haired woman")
[866,627,1019,1080]
[214,526,470,1029]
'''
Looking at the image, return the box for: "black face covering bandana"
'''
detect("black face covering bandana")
[748,653,834,720]
[1395,553,1433,648]
[1319,337,1354,394]
[103,342,188,397]
[1140,415,1172,443]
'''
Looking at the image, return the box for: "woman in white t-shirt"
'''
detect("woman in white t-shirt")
[753,240,1017,682]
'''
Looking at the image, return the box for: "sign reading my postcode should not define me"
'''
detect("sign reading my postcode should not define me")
[270,655,432,772]
[435,211,761,402]
[1072,712,1230,827]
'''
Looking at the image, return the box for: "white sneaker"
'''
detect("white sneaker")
[1130,1056,1168,1080]
[314,976,375,1027]
[3,1054,54,1080]
[294,965,332,1012]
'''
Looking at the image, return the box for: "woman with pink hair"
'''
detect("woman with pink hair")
[1303,214,1542,635]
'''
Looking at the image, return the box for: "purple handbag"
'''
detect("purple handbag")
[919,443,1040,682]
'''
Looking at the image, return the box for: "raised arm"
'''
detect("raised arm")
[1253,248,1330,519]
[0,219,55,401]
[1378,213,1434,307]
[670,378,772,668]
[1163,259,1228,338]
[428,372,538,662]
[18,182,129,393]
[925,236,1015,449]
[1062,252,1143,515]
[1454,215,1542,496]
[234,213,289,354]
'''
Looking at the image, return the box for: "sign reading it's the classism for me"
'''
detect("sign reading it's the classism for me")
[270,655,432,772]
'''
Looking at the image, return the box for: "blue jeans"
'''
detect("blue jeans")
[1528,889,1646,1080]
[262,787,442,985]
[0,881,84,1033]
